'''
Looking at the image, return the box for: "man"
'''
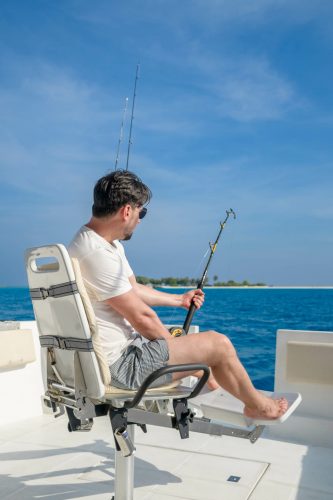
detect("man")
[69,170,288,420]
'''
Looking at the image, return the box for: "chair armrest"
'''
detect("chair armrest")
[124,363,210,409]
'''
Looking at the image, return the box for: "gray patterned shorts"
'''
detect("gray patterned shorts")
[109,335,172,390]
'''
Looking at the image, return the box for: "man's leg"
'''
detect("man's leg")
[166,330,288,420]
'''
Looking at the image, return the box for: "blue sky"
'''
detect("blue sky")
[1,0,333,286]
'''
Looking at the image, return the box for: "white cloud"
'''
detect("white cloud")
[0,60,119,197]
[207,58,295,121]
[135,52,297,124]
[180,0,333,30]
[131,28,300,123]
[74,0,332,32]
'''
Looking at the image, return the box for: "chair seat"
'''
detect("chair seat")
[100,381,191,402]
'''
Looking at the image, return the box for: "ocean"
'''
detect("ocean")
[1,287,333,391]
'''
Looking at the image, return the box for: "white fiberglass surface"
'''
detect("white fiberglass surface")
[1,414,333,500]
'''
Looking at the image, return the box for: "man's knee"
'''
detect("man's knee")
[204,330,235,354]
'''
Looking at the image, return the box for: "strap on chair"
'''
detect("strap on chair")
[40,335,93,352]
[30,281,78,300]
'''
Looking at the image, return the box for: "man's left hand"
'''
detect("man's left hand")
[181,289,205,310]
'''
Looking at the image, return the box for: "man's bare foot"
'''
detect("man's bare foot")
[244,397,288,420]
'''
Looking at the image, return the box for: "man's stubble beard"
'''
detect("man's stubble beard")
[122,232,133,241]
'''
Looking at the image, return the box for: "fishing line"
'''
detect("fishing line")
[194,247,210,281]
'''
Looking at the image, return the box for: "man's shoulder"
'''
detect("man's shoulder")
[68,227,122,262]
[69,226,103,258]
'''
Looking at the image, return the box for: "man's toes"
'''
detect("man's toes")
[277,398,288,414]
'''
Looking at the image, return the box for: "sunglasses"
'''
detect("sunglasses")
[139,207,148,219]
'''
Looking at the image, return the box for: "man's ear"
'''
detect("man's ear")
[120,204,131,220]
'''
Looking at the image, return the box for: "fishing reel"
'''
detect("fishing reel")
[169,327,186,337]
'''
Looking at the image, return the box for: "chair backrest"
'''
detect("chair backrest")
[25,244,105,399]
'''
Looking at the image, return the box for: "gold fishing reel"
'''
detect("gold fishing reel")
[168,327,186,337]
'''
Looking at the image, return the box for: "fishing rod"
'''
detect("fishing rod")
[170,209,236,337]
[126,64,140,171]
[114,97,129,171]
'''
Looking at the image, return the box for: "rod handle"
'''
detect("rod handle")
[183,302,197,334]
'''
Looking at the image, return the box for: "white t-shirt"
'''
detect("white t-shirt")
[68,226,137,365]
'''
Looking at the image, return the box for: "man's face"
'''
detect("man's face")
[122,205,147,241]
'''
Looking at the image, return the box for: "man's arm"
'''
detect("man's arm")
[129,275,205,309]
[104,289,171,341]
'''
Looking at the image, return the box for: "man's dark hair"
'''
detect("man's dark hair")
[92,170,152,217]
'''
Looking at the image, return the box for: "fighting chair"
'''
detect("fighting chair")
[25,244,301,500]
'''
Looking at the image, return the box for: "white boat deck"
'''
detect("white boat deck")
[1,412,333,500]
[1,322,333,499]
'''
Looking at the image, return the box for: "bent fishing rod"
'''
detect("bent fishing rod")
[170,209,236,337]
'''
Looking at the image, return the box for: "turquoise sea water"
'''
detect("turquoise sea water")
[1,287,333,391]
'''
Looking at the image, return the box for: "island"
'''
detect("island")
[136,276,266,287]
